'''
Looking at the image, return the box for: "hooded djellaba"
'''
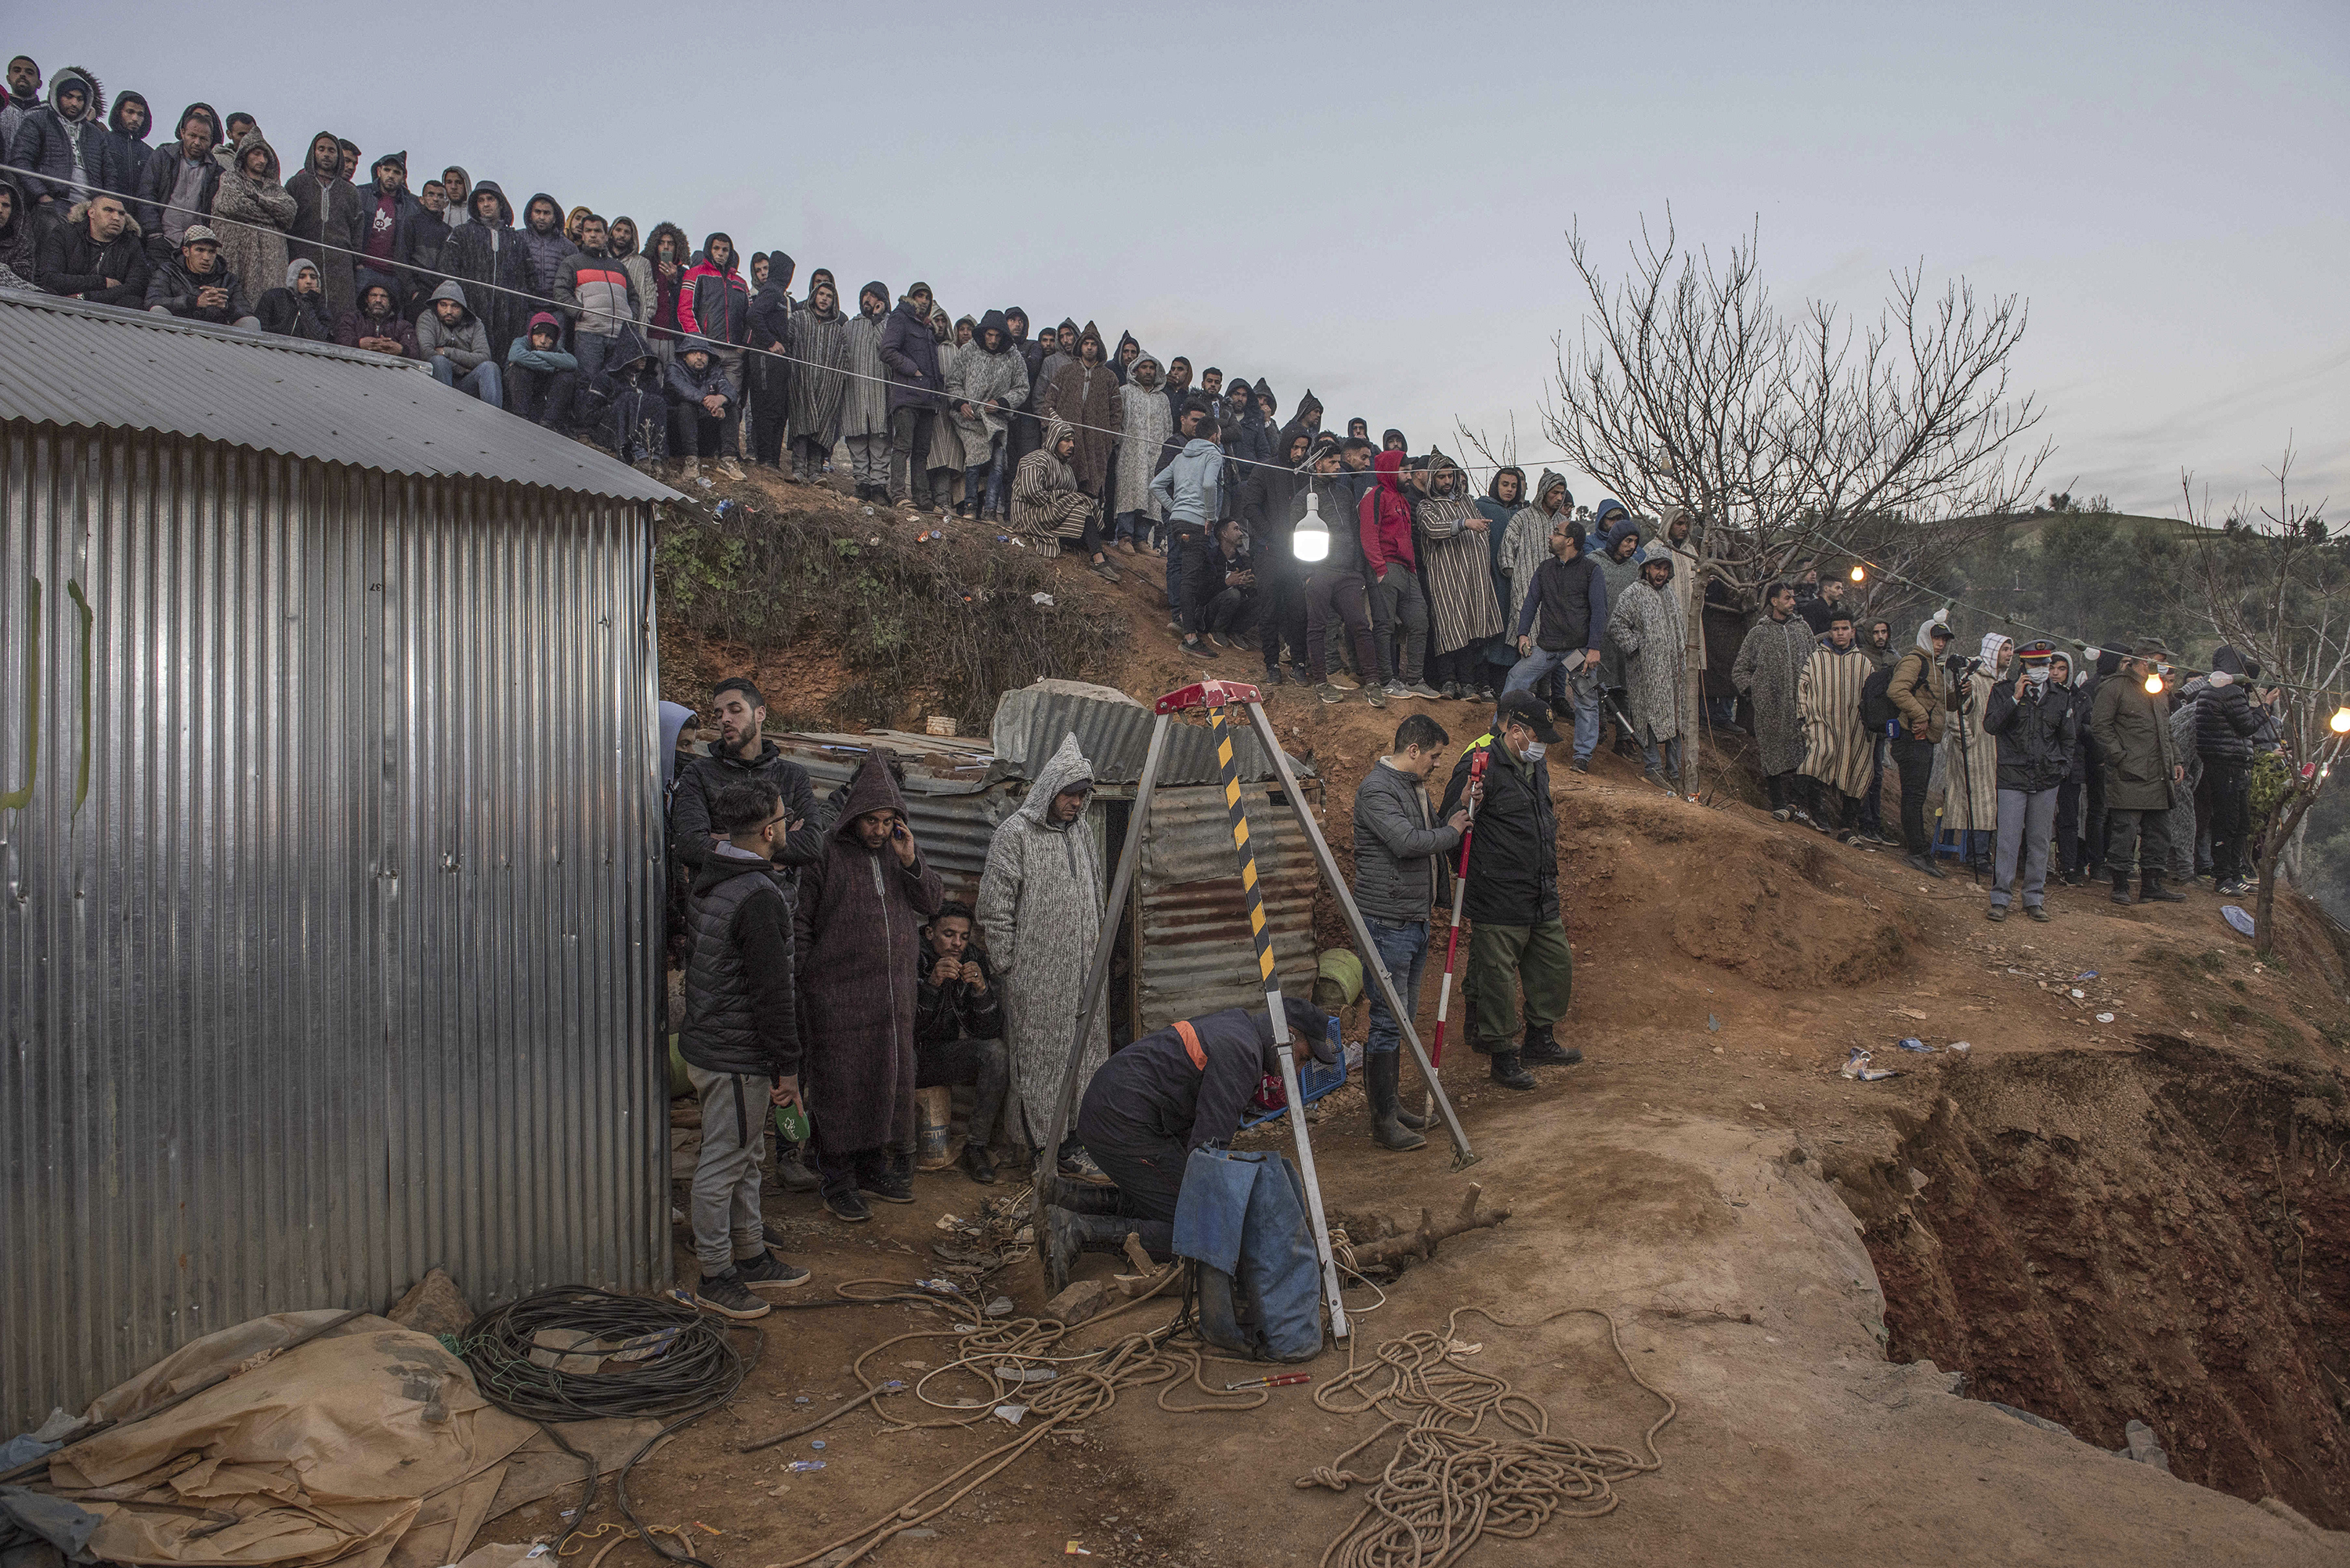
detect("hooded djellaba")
[284,131,360,318]
[210,129,294,301]
[1501,468,1572,637]
[943,308,1031,499]
[1039,320,1123,498]
[976,734,1108,1154]
[791,753,945,1160]
[840,280,894,440]
[786,270,853,466]
[0,172,36,287]
[1411,450,1506,685]
[1940,632,2009,840]
[1112,350,1173,524]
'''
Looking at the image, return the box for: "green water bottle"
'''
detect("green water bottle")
[774,1100,809,1143]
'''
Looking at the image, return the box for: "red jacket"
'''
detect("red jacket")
[1358,449,1416,575]
[675,254,749,345]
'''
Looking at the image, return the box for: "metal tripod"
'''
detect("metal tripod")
[1034,679,1478,1339]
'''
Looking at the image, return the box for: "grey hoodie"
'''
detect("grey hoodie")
[415,278,491,370]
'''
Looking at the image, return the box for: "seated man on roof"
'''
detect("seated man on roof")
[1044,997,1335,1293]
[143,222,257,331]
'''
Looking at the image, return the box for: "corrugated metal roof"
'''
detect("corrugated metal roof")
[0,291,679,501]
[1136,784,1318,1031]
[989,680,1311,787]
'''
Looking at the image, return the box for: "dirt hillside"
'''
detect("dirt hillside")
[538,470,2350,1566]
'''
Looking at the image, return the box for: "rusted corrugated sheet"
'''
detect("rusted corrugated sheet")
[0,421,663,1433]
[1135,785,1319,1031]
[989,681,1306,786]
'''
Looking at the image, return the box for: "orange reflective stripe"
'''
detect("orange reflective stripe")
[1173,1020,1207,1071]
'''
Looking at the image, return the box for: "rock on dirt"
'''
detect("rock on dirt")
[385,1267,473,1336]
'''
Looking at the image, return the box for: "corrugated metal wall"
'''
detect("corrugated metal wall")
[0,423,663,1431]
[1136,785,1318,1031]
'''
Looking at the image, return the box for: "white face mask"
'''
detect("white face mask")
[1522,741,1548,763]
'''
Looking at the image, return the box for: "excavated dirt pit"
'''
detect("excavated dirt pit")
[1856,1036,2350,1525]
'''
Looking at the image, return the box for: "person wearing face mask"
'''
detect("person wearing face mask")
[1440,691,1576,1092]
[1938,633,2009,869]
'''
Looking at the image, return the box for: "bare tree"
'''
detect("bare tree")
[2171,448,2350,952]
[1460,215,2049,775]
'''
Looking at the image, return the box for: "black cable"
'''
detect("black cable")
[459,1288,754,1567]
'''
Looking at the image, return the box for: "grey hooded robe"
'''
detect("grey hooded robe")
[976,734,1108,1147]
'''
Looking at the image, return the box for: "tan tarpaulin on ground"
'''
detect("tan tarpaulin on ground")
[40,1313,658,1568]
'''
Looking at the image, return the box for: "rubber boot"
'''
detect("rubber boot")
[1366,1052,1426,1152]
[2140,869,2187,903]
[2110,869,2135,905]
[1518,1021,1582,1067]
[1489,1050,1536,1091]
[1046,1208,1159,1295]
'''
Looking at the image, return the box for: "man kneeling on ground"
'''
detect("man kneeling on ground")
[1047,998,1336,1293]
[679,779,812,1321]
[916,901,1011,1186]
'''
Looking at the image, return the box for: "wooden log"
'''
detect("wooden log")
[1343,1183,1510,1270]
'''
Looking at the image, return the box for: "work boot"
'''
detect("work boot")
[1488,1050,1537,1091]
[2140,871,2187,903]
[1048,1177,1127,1216]
[1518,1023,1582,1067]
[2110,870,2135,905]
[1044,1209,1142,1296]
[1365,1051,1426,1152]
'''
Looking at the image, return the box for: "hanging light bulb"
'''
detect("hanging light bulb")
[1293,488,1329,563]
[2331,706,2350,734]
[2144,672,2165,695]
[1849,564,1867,583]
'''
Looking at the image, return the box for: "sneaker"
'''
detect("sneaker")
[774,1147,821,1193]
[1261,666,1286,687]
[958,1143,998,1185]
[1469,685,1495,702]
[1058,1146,1110,1183]
[1316,682,1347,704]
[682,458,702,481]
[2026,905,2052,923]
[859,1167,916,1204]
[1090,559,1123,583]
[1408,681,1444,700]
[1771,807,1793,822]
[1365,685,1388,709]
[1327,672,1360,691]
[690,1270,771,1320]
[736,1252,812,1291]
[1383,680,1415,699]
[1441,682,1462,700]
[1838,829,1865,847]
[823,1187,872,1223]
[1184,636,1220,659]
[716,458,747,481]
[1905,852,1947,880]
[1570,759,1590,775]
[1986,905,2007,923]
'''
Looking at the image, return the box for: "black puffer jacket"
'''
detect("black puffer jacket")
[1985,678,2078,793]
[678,844,800,1078]
[34,201,150,305]
[916,937,1003,1049]
[1438,732,1557,924]
[2193,645,2263,764]
[669,740,826,888]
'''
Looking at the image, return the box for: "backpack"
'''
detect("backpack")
[1173,1147,1325,1364]
[1862,665,1900,732]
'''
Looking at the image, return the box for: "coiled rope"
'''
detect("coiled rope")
[1295,1306,1676,1568]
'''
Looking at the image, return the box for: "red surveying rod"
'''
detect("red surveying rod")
[1429,746,1490,1072]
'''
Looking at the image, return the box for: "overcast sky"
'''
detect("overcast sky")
[15,0,2345,518]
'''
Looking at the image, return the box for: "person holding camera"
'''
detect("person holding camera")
[2091,638,2187,905]
[1888,617,1958,876]
[1983,640,2078,922]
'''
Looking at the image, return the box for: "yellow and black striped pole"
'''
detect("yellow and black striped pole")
[1208,702,1349,1337]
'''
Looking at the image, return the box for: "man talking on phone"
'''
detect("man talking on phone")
[794,753,946,1223]
[679,780,812,1320]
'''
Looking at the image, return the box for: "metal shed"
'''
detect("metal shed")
[0,294,677,1431]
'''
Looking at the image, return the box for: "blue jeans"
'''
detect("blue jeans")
[430,356,503,406]
[1503,650,1601,761]
[1361,916,1430,1057]
[964,446,1007,515]
[1114,509,1149,544]
[1643,735,1683,779]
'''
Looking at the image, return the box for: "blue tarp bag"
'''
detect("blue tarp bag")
[1173,1147,1323,1363]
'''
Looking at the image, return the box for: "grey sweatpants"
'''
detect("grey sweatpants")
[687,1064,768,1277]
[844,433,890,490]
[1991,786,2059,909]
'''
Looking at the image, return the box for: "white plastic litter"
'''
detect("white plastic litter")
[1032,592,1056,607]
[2095,1012,2116,1024]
